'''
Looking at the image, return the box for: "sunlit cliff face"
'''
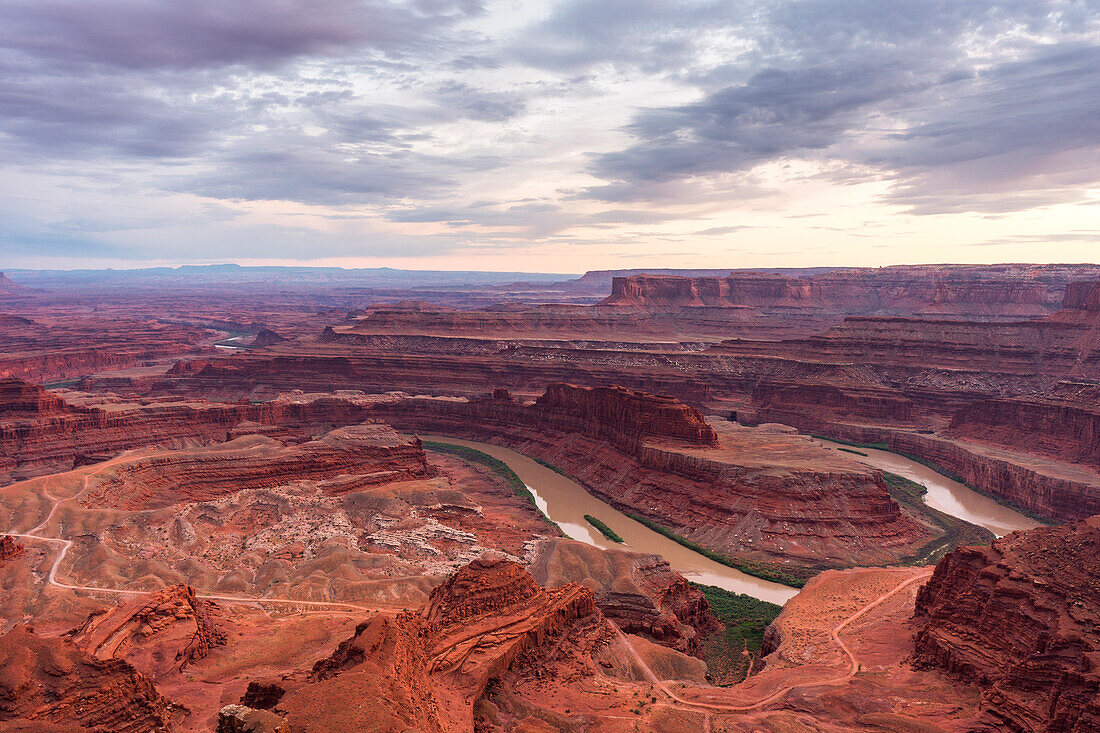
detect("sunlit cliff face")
[2,0,1098,270]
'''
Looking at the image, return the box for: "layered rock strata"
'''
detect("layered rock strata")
[369,385,932,570]
[0,625,176,732]
[602,265,1100,320]
[0,535,24,567]
[0,379,392,480]
[913,516,1100,732]
[79,423,434,510]
[528,538,720,656]
[67,584,227,673]
[231,555,606,733]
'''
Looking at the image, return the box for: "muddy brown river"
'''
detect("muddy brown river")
[844,445,1041,537]
[423,435,800,605]
[423,435,1040,606]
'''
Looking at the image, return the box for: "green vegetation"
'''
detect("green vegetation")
[582,514,624,543]
[814,435,1056,525]
[621,512,811,588]
[837,446,868,456]
[528,455,816,586]
[693,582,783,684]
[533,457,571,477]
[422,440,559,530]
[882,470,994,564]
[811,434,889,450]
[40,378,81,389]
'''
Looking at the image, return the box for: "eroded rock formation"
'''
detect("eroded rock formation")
[529,538,720,656]
[913,516,1100,732]
[0,625,176,732]
[601,265,1100,320]
[78,423,434,510]
[237,555,607,733]
[368,386,932,572]
[67,584,227,674]
[0,535,24,567]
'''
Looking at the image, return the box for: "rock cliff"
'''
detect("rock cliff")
[601,265,1100,320]
[913,516,1100,732]
[233,555,606,733]
[528,538,720,656]
[0,625,176,732]
[369,387,932,572]
[947,396,1100,468]
[534,382,718,447]
[67,584,227,674]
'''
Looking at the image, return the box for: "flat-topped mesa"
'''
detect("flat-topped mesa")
[913,517,1100,732]
[368,389,931,571]
[0,377,70,417]
[601,265,1100,318]
[534,382,718,448]
[1060,280,1100,312]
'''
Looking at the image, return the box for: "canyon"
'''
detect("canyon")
[2,263,1098,731]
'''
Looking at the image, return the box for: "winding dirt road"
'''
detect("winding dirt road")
[615,569,933,713]
[6,467,377,614]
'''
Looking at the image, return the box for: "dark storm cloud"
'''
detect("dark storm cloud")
[0,0,484,70]
[581,0,1100,213]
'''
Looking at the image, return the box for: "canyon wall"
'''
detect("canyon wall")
[946,397,1100,468]
[371,387,931,571]
[602,265,1100,320]
[913,516,1100,732]
[889,432,1100,523]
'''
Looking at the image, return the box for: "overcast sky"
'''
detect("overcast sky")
[2,0,1098,271]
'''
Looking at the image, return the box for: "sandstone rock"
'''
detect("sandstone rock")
[601,265,1099,320]
[913,516,1100,732]
[0,535,25,567]
[67,584,227,674]
[371,389,930,570]
[261,555,605,733]
[216,704,285,733]
[249,329,287,348]
[534,382,718,447]
[77,423,434,510]
[0,626,176,733]
[528,538,720,656]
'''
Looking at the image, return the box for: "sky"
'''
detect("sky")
[1,0,1098,271]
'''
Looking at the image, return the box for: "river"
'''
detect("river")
[840,445,1041,537]
[422,435,1040,606]
[420,435,800,605]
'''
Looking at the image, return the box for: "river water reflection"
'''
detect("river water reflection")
[847,446,1041,537]
[422,434,1041,606]
[420,435,799,605]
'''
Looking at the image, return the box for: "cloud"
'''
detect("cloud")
[0,0,484,70]
[580,2,1100,213]
[1,0,1098,265]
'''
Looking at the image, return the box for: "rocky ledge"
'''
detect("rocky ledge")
[913,516,1100,732]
